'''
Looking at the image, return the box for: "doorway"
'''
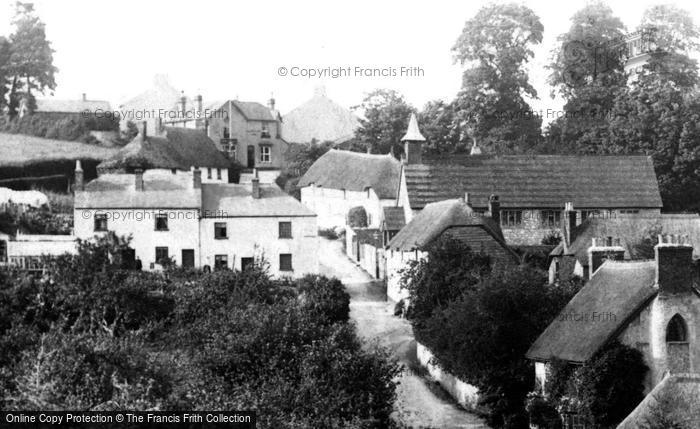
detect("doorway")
[182,249,195,268]
[247,145,255,168]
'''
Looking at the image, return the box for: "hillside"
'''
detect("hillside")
[0,132,118,167]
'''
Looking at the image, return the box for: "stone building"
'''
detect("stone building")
[527,234,700,394]
[204,99,287,182]
[549,212,700,282]
[396,118,663,246]
[385,197,519,302]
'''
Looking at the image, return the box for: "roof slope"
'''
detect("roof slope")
[202,183,315,217]
[0,132,118,167]
[282,89,360,143]
[527,260,658,362]
[35,98,111,113]
[405,155,662,210]
[232,101,276,121]
[382,207,406,231]
[120,74,181,113]
[552,214,700,264]
[617,373,700,429]
[99,127,230,171]
[298,149,401,199]
[75,172,200,208]
[388,199,507,251]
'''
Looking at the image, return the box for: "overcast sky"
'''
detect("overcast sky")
[1,0,699,119]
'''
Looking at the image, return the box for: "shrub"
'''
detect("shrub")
[318,227,339,240]
[347,206,368,228]
[295,275,350,324]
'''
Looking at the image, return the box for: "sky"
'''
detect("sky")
[1,0,699,120]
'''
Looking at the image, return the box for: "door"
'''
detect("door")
[121,248,135,269]
[247,145,255,168]
[241,257,255,271]
[182,249,195,268]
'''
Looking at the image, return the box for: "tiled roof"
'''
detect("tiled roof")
[617,373,700,429]
[298,149,401,199]
[35,98,111,114]
[552,213,700,265]
[282,91,360,143]
[387,199,510,253]
[526,260,658,362]
[75,172,201,208]
[99,127,230,171]
[232,101,276,121]
[201,183,315,217]
[405,155,662,210]
[382,207,406,231]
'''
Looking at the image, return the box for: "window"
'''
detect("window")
[155,213,168,231]
[279,254,293,271]
[94,213,108,232]
[214,222,227,239]
[0,240,6,262]
[501,210,523,227]
[241,257,255,271]
[581,210,600,222]
[171,168,177,174]
[217,168,222,180]
[279,221,292,239]
[260,146,271,163]
[223,127,230,139]
[207,168,212,179]
[155,247,169,264]
[214,254,228,270]
[666,314,688,342]
[261,122,270,138]
[541,210,561,228]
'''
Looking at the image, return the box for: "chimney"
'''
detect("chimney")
[74,160,84,192]
[488,194,500,225]
[196,94,203,115]
[134,169,144,191]
[655,234,694,294]
[82,93,87,101]
[366,146,372,154]
[139,120,147,142]
[154,117,163,136]
[464,192,471,206]
[251,169,260,199]
[192,168,202,189]
[268,94,275,111]
[562,202,577,246]
[180,92,187,116]
[588,237,625,279]
[470,136,482,155]
[401,113,426,165]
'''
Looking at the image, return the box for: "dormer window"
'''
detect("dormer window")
[261,122,270,138]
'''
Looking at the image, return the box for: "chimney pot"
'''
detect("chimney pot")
[464,192,470,205]
[488,194,500,225]
[135,169,144,191]
[74,160,84,192]
[252,169,260,199]
[139,121,147,141]
[82,93,86,101]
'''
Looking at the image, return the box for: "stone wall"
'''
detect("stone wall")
[416,342,481,410]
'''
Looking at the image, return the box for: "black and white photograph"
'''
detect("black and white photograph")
[1,0,700,427]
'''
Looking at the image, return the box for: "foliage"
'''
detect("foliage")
[400,236,492,331]
[354,89,415,155]
[317,227,340,240]
[525,393,561,429]
[541,231,562,246]
[0,112,119,142]
[278,141,333,198]
[452,3,544,154]
[0,235,400,426]
[566,341,648,427]
[1,2,57,115]
[418,99,468,155]
[347,206,368,228]
[419,266,575,427]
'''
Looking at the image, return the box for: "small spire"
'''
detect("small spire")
[401,113,426,142]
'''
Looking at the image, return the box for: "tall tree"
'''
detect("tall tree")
[544,2,627,154]
[5,2,57,116]
[418,99,468,155]
[452,3,544,154]
[0,37,11,111]
[353,89,415,155]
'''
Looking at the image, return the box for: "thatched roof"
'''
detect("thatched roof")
[405,155,662,210]
[527,260,658,363]
[35,98,111,114]
[617,373,700,429]
[298,149,401,199]
[387,199,511,253]
[282,87,360,143]
[99,127,230,171]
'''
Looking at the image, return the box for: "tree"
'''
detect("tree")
[418,99,468,155]
[354,89,415,155]
[4,2,57,116]
[347,206,368,228]
[543,2,627,154]
[452,3,544,154]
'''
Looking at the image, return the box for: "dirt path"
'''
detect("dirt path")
[319,238,489,429]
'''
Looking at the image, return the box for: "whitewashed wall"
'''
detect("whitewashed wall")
[300,186,393,229]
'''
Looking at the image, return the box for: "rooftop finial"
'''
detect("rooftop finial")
[401,113,426,142]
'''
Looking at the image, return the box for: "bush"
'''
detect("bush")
[318,227,339,240]
[347,206,368,228]
[295,275,350,324]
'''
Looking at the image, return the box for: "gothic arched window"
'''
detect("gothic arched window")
[666,314,688,342]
